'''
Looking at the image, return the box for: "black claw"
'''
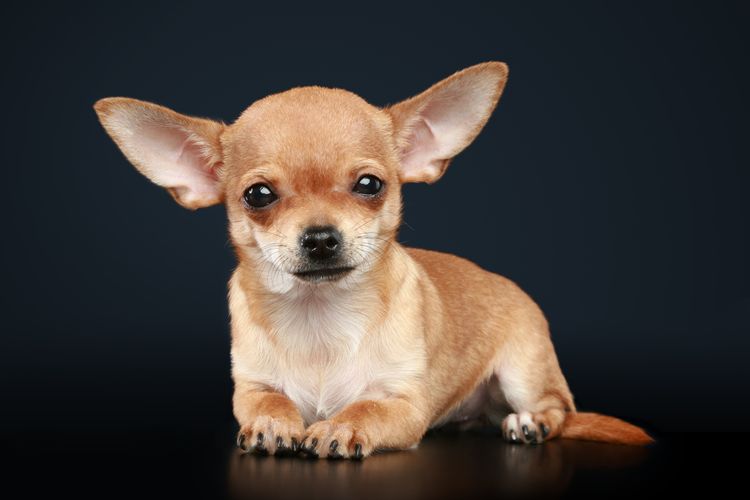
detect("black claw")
[328,440,343,459]
[522,425,536,442]
[301,437,319,457]
[304,438,319,458]
[255,432,267,452]
[540,423,549,438]
[237,433,247,451]
[353,443,363,460]
[275,435,297,456]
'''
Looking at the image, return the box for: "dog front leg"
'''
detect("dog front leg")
[234,382,306,456]
[301,398,429,459]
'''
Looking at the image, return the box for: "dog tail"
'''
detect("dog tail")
[560,412,654,445]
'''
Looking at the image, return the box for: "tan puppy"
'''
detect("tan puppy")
[95,62,652,459]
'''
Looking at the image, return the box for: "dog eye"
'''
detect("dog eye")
[243,183,278,208]
[353,175,383,196]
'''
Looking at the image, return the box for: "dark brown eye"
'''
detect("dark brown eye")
[243,183,278,208]
[353,175,383,196]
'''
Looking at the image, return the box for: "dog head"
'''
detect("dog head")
[94,62,508,291]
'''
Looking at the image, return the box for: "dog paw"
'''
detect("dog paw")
[502,411,559,445]
[300,420,371,459]
[237,415,304,456]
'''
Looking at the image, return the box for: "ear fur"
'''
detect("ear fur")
[94,97,225,209]
[387,62,509,183]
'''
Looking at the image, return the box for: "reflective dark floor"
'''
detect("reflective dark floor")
[3,427,739,498]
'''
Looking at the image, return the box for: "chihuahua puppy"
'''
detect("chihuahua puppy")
[95,62,652,459]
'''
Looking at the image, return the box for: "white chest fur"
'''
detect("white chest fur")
[229,275,424,425]
[264,285,373,424]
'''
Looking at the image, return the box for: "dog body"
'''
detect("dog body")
[231,243,568,428]
[95,62,651,459]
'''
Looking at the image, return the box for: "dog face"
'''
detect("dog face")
[221,87,403,289]
[95,62,508,290]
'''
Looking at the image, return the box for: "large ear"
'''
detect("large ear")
[387,62,509,183]
[94,97,225,209]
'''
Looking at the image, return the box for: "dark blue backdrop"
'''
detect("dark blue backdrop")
[3,2,748,434]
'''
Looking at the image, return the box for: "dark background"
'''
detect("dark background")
[2,1,748,440]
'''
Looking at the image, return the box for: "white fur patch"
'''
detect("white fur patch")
[230,258,426,426]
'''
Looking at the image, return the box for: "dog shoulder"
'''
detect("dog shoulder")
[404,247,517,293]
[404,246,546,328]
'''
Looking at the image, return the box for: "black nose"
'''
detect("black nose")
[300,226,342,261]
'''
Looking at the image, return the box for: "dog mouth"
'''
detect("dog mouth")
[293,266,355,283]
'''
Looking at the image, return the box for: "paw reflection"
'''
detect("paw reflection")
[228,431,649,499]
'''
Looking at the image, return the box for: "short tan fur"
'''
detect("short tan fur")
[95,62,652,459]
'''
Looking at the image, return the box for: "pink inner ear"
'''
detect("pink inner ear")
[137,122,221,205]
[397,73,502,183]
[400,117,444,182]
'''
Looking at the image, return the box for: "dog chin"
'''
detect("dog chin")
[292,266,355,283]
